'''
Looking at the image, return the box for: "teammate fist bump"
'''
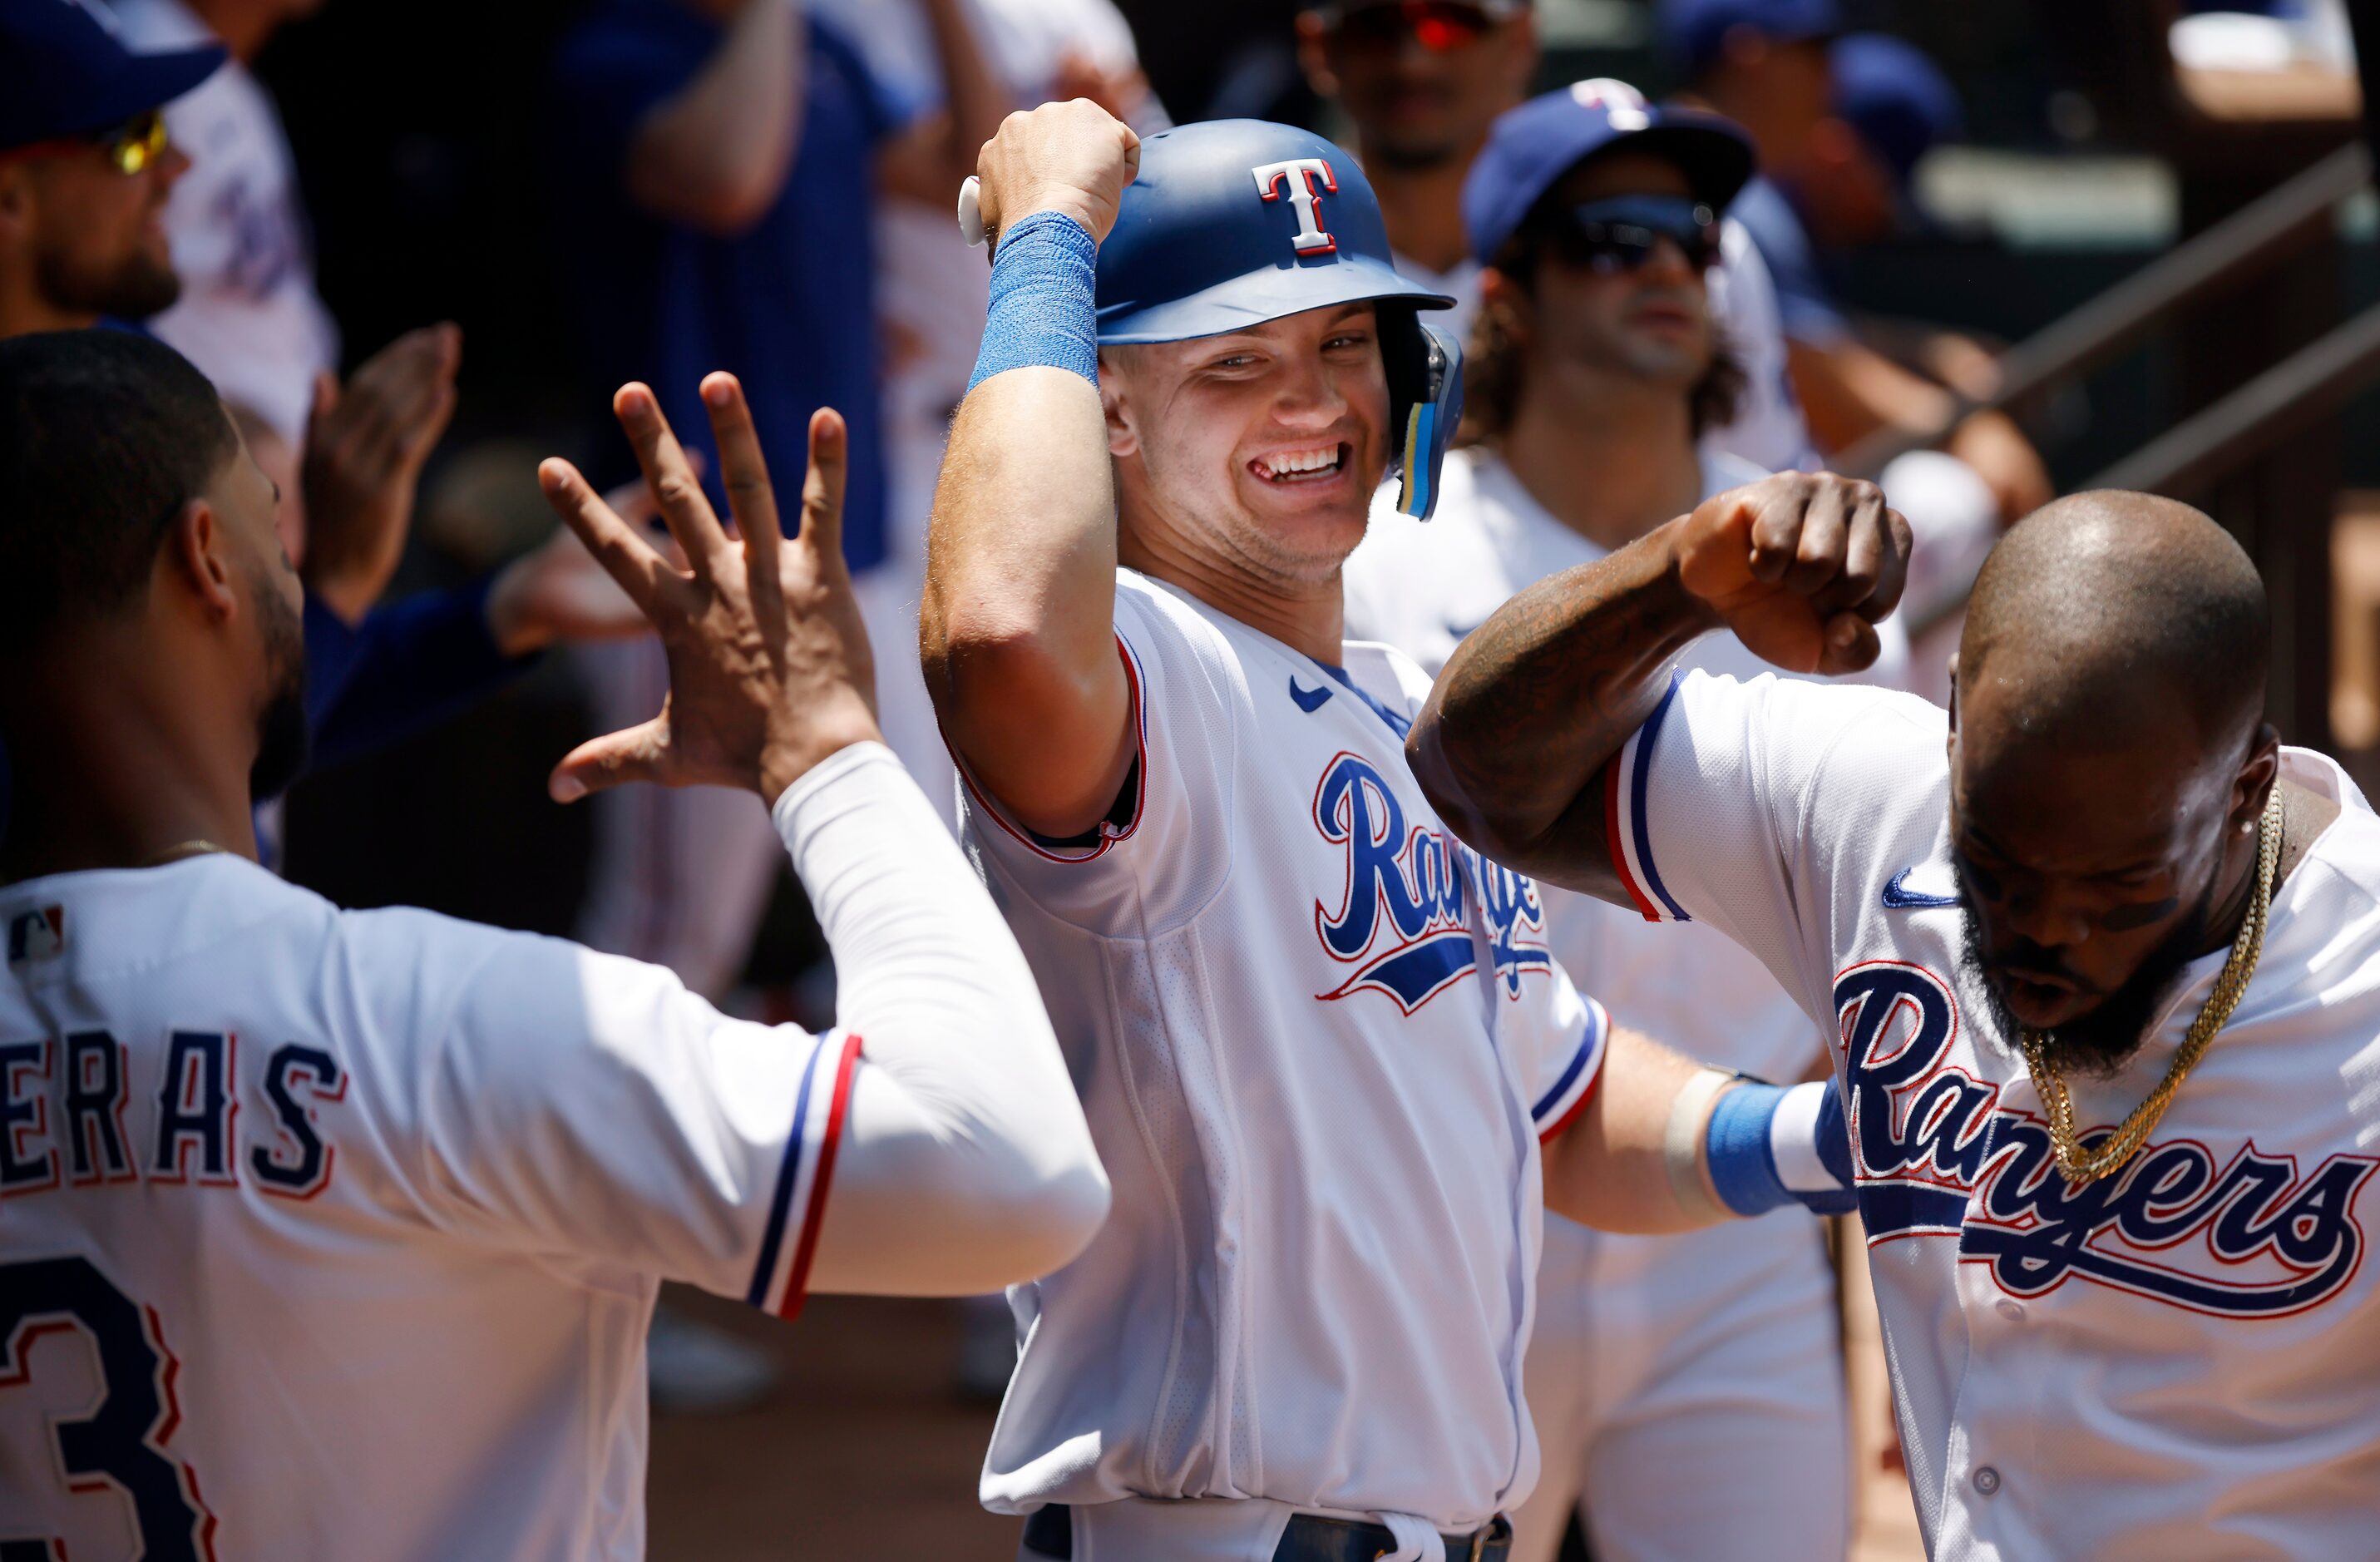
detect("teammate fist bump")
[971,98,1142,252]
[1672,472,1912,678]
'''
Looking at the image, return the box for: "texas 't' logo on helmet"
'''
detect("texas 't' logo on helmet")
[1252,157,1341,256]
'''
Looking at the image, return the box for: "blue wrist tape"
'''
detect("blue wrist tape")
[1707,1080,1859,1218]
[966,210,1100,395]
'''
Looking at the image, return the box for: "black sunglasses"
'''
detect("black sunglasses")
[1525,195,1722,274]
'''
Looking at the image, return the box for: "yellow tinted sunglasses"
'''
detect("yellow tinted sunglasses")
[96,109,171,175]
[1,108,171,175]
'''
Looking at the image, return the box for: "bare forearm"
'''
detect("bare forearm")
[1540,1026,1719,1233]
[1788,336,1957,453]
[627,0,803,233]
[1410,523,1714,894]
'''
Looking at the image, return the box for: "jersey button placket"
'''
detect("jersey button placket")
[1972,1466,2002,1497]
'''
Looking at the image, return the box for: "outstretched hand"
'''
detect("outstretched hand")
[536,376,881,807]
[1672,472,1913,676]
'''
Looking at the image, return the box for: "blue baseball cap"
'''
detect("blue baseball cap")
[1830,32,1962,189]
[1462,79,1755,261]
[1658,0,1843,82]
[0,0,225,151]
[1096,118,1451,344]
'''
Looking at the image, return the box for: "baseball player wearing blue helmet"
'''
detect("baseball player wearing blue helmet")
[965,116,1465,521]
[928,101,1862,1562]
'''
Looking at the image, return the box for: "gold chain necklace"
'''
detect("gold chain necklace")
[2020,786,2284,1188]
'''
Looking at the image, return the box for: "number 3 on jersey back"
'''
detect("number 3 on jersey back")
[1,1256,215,1561]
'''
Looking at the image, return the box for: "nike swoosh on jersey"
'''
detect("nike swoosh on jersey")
[1882,868,1961,910]
[1444,620,1484,644]
[1288,676,1334,713]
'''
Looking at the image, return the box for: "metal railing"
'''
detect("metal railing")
[1839,141,2373,485]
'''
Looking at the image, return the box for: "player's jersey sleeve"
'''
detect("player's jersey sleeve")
[347,914,856,1317]
[1599,669,1939,1021]
[954,575,1237,932]
[1509,963,1610,1144]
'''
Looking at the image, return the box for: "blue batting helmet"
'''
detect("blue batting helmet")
[1096,120,1465,521]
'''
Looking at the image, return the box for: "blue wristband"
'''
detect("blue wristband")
[1707,1079,1859,1218]
[967,210,1100,395]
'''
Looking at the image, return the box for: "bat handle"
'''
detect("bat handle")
[958,175,988,250]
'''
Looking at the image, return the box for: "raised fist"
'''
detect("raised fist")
[1672,472,1913,676]
[970,98,1142,252]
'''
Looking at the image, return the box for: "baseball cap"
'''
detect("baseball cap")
[1462,78,1755,261]
[1657,0,1844,82]
[0,0,225,151]
[1830,32,1963,190]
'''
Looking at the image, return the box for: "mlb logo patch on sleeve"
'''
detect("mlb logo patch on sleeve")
[7,905,65,965]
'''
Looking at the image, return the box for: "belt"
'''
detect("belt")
[1020,1505,1513,1561]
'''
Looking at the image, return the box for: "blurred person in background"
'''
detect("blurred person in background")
[1295,0,1538,340]
[0,0,645,855]
[1299,1,1816,475]
[1662,0,2052,529]
[809,0,1168,834]
[1341,89,1882,1562]
[1796,31,2007,704]
[113,0,334,508]
[546,0,1001,1414]
[547,0,993,1005]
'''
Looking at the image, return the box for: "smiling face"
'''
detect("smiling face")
[1102,300,1393,586]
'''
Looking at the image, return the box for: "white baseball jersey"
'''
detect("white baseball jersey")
[116,0,339,447]
[1607,670,2380,1560]
[1343,445,1859,1560]
[1699,215,1817,476]
[0,858,853,1560]
[964,570,1607,1548]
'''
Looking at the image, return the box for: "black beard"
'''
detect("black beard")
[248,577,311,803]
[1958,882,2218,1080]
[37,244,181,322]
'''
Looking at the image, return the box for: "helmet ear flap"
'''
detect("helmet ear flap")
[1382,311,1465,522]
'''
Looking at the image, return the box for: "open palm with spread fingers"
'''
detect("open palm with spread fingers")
[536,374,882,808]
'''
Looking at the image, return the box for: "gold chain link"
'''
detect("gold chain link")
[2019,785,2284,1189]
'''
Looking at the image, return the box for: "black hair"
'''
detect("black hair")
[1457,231,1745,447]
[0,330,235,655]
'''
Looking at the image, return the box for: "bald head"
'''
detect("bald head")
[1958,490,2269,756]
[1949,492,2281,1067]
